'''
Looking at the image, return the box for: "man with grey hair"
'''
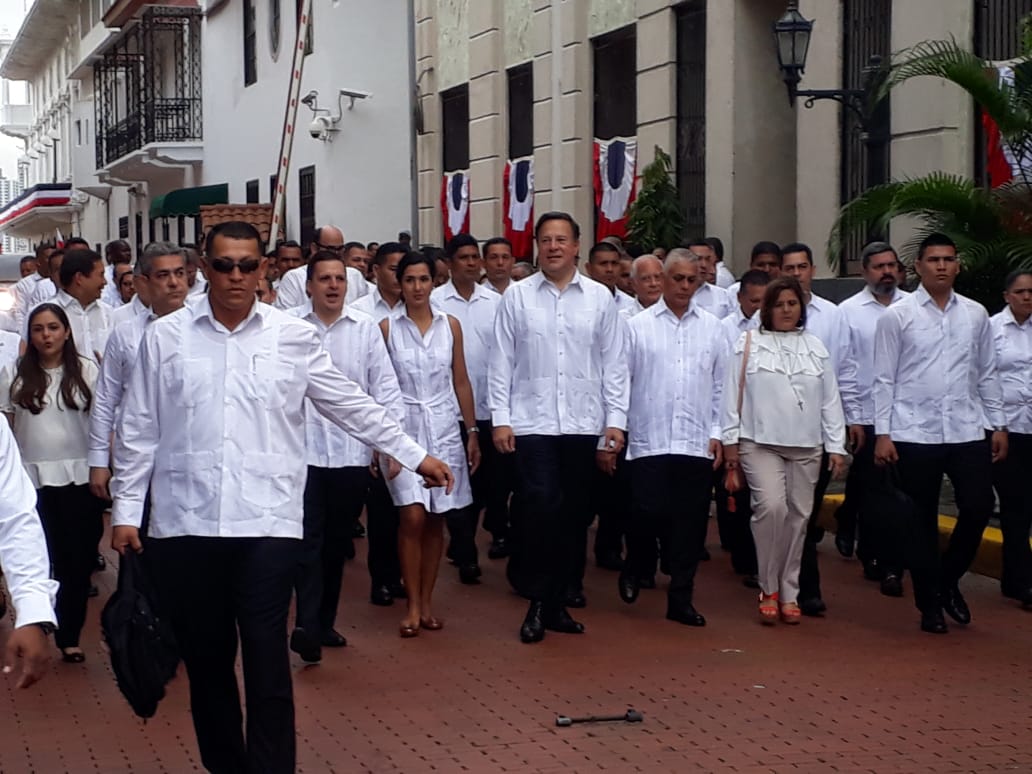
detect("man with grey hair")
[630,255,663,312]
[836,240,908,592]
[274,225,369,309]
[512,261,535,281]
[88,242,190,501]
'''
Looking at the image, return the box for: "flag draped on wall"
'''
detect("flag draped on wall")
[503,157,534,259]
[593,136,637,242]
[441,170,470,243]
[984,65,1032,187]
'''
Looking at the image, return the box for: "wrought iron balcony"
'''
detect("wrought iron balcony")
[94,6,202,170]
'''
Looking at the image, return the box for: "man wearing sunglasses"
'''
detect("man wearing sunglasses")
[108,221,454,774]
[273,225,369,310]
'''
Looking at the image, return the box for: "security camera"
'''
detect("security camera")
[338,88,371,110]
[309,115,337,140]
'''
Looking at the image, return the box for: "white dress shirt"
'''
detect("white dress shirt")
[26,290,112,364]
[990,306,1032,435]
[873,285,1005,443]
[721,305,759,344]
[484,279,510,295]
[0,358,100,488]
[0,419,58,627]
[350,286,403,322]
[101,264,127,308]
[110,298,428,538]
[722,329,847,454]
[692,282,732,319]
[715,262,735,289]
[839,286,908,426]
[0,330,20,373]
[612,288,638,319]
[11,272,43,330]
[274,264,369,310]
[289,302,404,468]
[27,277,56,309]
[804,292,861,424]
[110,294,148,328]
[626,299,728,461]
[488,270,629,436]
[88,309,154,468]
[188,273,208,297]
[431,280,500,421]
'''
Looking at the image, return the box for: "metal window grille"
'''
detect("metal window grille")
[441,85,470,173]
[507,63,533,159]
[298,165,316,248]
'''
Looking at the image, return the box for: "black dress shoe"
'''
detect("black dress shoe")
[370,584,394,606]
[564,589,587,609]
[638,575,656,590]
[1001,585,1032,608]
[880,572,904,598]
[618,571,639,604]
[799,597,826,617]
[321,629,348,648]
[388,582,408,599]
[941,586,971,625]
[351,521,366,538]
[459,564,482,585]
[543,606,585,634]
[666,606,706,627]
[742,574,760,590]
[487,537,509,559]
[835,532,855,558]
[920,609,948,634]
[290,627,322,663]
[520,601,545,643]
[595,551,624,571]
[862,559,885,582]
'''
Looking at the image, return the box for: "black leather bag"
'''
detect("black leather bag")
[100,550,180,719]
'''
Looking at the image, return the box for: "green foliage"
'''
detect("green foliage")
[626,146,685,253]
[830,35,1032,309]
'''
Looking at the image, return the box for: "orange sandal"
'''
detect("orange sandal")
[780,601,801,625]
[758,592,779,625]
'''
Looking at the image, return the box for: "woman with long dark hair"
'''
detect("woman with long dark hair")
[380,251,479,637]
[0,303,104,662]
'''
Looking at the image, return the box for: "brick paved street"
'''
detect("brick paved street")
[2,520,1032,774]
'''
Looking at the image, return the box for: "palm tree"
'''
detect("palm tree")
[828,34,1032,308]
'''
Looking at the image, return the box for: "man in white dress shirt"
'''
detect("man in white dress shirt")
[587,242,638,319]
[288,251,405,663]
[682,238,732,318]
[88,242,188,502]
[482,237,515,295]
[184,246,208,298]
[620,249,727,626]
[836,241,909,593]
[109,221,453,773]
[10,242,52,331]
[0,419,58,689]
[716,269,769,586]
[351,242,410,605]
[781,242,859,616]
[101,240,132,308]
[274,225,368,309]
[432,234,503,579]
[489,211,629,644]
[873,232,1007,635]
[706,236,736,289]
[629,255,664,312]
[27,249,112,365]
[271,240,305,290]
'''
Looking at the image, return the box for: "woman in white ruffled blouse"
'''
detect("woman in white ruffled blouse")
[722,277,847,625]
[1,303,103,663]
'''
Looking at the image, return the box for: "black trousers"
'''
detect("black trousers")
[992,432,1032,593]
[799,452,832,601]
[147,536,300,774]
[713,466,757,575]
[36,484,105,650]
[510,434,597,604]
[365,472,401,587]
[592,445,630,560]
[295,465,369,636]
[628,455,713,611]
[835,425,875,563]
[481,421,516,541]
[445,422,487,567]
[895,438,994,613]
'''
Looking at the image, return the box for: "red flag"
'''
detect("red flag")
[503,157,534,260]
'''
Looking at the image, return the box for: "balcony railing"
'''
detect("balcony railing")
[94,6,202,169]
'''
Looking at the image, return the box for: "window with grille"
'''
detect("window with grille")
[508,63,533,159]
[592,26,637,141]
[676,2,706,237]
[298,165,316,248]
[246,179,260,203]
[244,0,257,86]
[441,85,470,172]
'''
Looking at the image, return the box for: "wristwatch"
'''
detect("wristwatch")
[34,622,56,635]
[992,425,1008,432]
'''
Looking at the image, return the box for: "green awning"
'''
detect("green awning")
[149,183,229,219]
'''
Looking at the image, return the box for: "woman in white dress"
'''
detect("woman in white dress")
[1,303,103,663]
[381,252,480,637]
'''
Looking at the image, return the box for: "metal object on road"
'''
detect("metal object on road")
[555,709,643,727]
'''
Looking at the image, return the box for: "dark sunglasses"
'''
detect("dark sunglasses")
[209,257,262,274]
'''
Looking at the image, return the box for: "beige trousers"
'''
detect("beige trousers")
[739,440,823,603]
